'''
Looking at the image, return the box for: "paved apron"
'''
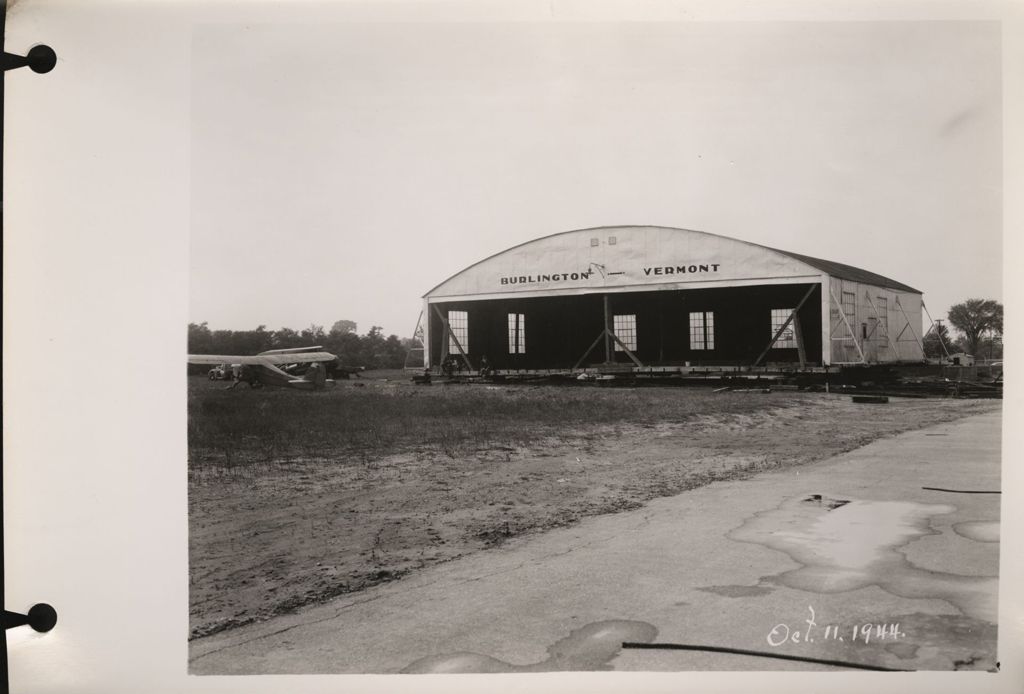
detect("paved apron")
[190,411,1001,674]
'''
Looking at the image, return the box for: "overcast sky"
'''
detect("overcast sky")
[190,20,1001,338]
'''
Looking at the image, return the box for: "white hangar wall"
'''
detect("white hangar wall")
[425,226,825,301]
[827,277,925,364]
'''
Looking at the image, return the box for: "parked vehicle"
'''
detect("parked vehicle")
[944,352,975,366]
[208,364,233,380]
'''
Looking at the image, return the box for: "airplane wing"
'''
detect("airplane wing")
[259,346,325,356]
[188,352,337,366]
[253,352,337,365]
[187,355,256,365]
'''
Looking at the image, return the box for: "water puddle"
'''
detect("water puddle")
[792,611,997,670]
[734,498,955,578]
[953,521,999,543]
[728,496,998,622]
[698,584,774,598]
[891,612,998,670]
[801,494,851,511]
[401,619,657,673]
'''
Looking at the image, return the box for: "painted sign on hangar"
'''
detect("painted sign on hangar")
[425,226,825,299]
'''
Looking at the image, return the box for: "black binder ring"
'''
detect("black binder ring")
[3,44,57,73]
[3,604,58,633]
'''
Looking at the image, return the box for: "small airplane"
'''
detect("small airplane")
[188,346,360,390]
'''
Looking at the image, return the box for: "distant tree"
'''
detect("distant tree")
[330,319,358,335]
[301,324,326,344]
[977,334,1004,361]
[363,326,387,368]
[923,321,953,359]
[332,331,365,365]
[947,299,1003,356]
[272,327,303,349]
[249,325,274,353]
[384,334,406,368]
[230,325,273,354]
[187,322,213,353]
[211,329,239,353]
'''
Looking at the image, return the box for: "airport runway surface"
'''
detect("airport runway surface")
[190,410,1001,674]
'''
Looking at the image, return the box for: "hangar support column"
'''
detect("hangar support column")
[603,295,612,364]
[572,293,643,370]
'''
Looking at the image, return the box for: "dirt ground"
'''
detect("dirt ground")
[188,374,1000,639]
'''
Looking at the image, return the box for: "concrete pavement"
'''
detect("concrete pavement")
[189,410,1001,674]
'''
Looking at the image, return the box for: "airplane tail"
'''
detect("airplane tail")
[286,362,332,390]
[307,362,327,388]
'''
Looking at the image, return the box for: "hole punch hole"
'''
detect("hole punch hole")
[28,603,58,632]
[27,45,58,74]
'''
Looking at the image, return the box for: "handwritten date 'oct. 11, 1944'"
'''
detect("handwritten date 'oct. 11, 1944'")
[767,607,906,647]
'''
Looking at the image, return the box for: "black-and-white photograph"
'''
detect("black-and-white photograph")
[183,18,1003,675]
[5,2,1020,692]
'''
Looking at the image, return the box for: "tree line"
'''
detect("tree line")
[189,298,1003,371]
[188,320,416,371]
[923,299,1003,360]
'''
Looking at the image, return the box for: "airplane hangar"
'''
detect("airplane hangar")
[421,226,925,375]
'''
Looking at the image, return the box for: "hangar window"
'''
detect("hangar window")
[613,314,637,352]
[689,311,715,350]
[770,309,797,348]
[447,310,469,355]
[876,297,888,336]
[508,313,526,354]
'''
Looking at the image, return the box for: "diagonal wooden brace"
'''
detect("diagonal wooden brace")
[431,304,474,371]
[864,291,900,359]
[574,330,608,370]
[921,301,951,358]
[753,284,817,367]
[894,297,924,353]
[829,287,866,363]
[608,330,644,367]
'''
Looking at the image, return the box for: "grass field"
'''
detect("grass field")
[188,372,1001,639]
[188,370,808,470]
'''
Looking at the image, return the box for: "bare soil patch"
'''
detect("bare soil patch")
[188,374,999,639]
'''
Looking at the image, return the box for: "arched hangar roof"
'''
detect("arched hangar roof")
[424,225,921,299]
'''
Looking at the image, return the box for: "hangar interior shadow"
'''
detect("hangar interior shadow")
[429,283,822,370]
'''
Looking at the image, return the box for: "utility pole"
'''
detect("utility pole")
[933,318,951,360]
